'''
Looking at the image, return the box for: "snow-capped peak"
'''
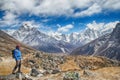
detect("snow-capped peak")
[86,21,105,31]
[19,23,37,31]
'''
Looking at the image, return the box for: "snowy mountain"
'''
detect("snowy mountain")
[12,24,38,41]
[48,21,118,47]
[2,29,16,35]
[4,22,118,53]
[71,23,120,61]
[11,23,74,53]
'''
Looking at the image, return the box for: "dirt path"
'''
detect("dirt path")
[0,57,30,75]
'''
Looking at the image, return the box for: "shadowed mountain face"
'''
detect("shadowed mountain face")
[71,23,120,61]
[0,30,36,57]
[109,23,120,43]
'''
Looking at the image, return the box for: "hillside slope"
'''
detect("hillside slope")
[0,30,37,57]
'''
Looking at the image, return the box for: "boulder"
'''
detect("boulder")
[30,68,40,77]
[29,59,36,64]
[83,70,98,77]
[35,53,43,58]
[63,71,80,80]
[52,69,60,74]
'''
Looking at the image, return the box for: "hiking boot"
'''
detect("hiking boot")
[17,71,22,73]
[12,72,16,74]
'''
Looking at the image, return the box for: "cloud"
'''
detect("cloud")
[57,24,74,33]
[0,11,19,27]
[3,12,16,21]
[74,3,102,17]
[0,0,120,18]
[95,0,120,10]
[0,0,36,14]
[33,0,74,16]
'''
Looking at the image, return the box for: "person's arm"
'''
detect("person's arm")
[14,50,18,60]
[20,51,22,59]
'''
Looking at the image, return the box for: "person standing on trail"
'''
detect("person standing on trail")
[12,45,22,74]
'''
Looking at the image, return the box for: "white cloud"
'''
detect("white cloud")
[95,0,120,10]
[74,3,101,17]
[70,0,93,9]
[3,12,16,21]
[0,0,36,14]
[0,0,120,18]
[0,12,19,27]
[57,24,74,33]
[33,0,73,16]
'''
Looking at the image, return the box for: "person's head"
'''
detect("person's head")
[16,45,20,50]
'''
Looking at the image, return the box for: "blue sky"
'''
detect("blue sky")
[0,0,120,34]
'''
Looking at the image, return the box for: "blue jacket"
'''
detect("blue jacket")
[13,49,22,61]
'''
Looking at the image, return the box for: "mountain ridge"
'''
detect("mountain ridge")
[71,23,120,61]
[11,24,74,53]
[4,22,118,53]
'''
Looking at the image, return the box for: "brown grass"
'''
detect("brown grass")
[0,58,30,75]
[59,56,80,71]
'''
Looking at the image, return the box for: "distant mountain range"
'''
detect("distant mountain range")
[71,23,120,61]
[4,22,117,53]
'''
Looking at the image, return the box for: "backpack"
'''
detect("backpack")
[12,50,15,58]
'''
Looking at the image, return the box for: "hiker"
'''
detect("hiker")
[12,45,22,74]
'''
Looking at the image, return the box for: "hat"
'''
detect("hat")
[16,45,20,49]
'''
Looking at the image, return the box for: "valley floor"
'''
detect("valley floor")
[0,55,120,80]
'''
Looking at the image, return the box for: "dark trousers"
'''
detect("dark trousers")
[12,60,21,73]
